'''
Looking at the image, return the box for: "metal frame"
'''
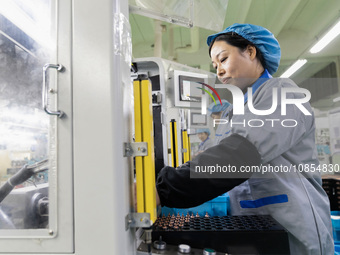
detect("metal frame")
[0,0,74,252]
[72,0,135,254]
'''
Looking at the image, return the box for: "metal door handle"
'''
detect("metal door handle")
[42,63,65,118]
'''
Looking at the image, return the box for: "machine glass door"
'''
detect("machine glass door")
[0,0,58,236]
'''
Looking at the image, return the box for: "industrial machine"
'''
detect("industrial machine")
[0,0,290,254]
[130,58,290,254]
[130,58,216,251]
[132,58,215,170]
[0,160,49,229]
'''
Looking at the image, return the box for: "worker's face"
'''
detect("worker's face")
[211,112,222,120]
[210,41,261,91]
[197,132,208,142]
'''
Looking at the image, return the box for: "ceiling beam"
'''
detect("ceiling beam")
[223,0,252,26]
[267,0,303,36]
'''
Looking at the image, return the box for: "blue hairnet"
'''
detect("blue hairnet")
[207,23,281,75]
[196,128,210,136]
[208,99,230,113]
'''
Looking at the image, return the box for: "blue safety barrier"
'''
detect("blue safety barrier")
[335,244,340,255]
[332,211,340,255]
[161,193,229,217]
[332,211,340,243]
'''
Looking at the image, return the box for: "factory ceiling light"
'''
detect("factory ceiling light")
[280,59,307,78]
[310,19,340,54]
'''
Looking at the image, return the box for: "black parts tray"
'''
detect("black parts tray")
[152,214,290,254]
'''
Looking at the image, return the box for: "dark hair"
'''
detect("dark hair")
[208,32,266,69]
[211,112,221,117]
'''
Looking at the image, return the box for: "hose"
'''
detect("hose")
[0,159,48,203]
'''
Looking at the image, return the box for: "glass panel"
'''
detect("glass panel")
[129,0,194,27]
[129,0,228,30]
[0,0,55,231]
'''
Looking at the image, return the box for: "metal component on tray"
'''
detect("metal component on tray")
[152,215,290,254]
[178,244,191,254]
[203,248,217,255]
[153,236,166,250]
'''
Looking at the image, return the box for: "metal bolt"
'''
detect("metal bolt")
[49,88,55,93]
[125,146,132,157]
[49,230,54,236]
[140,147,146,153]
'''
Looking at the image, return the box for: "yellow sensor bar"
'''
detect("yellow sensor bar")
[140,79,157,223]
[182,130,190,163]
[170,119,179,167]
[133,80,144,213]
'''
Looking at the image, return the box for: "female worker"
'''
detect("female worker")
[194,100,230,157]
[155,23,333,254]
[195,128,213,156]
[208,99,231,120]
[207,99,233,142]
